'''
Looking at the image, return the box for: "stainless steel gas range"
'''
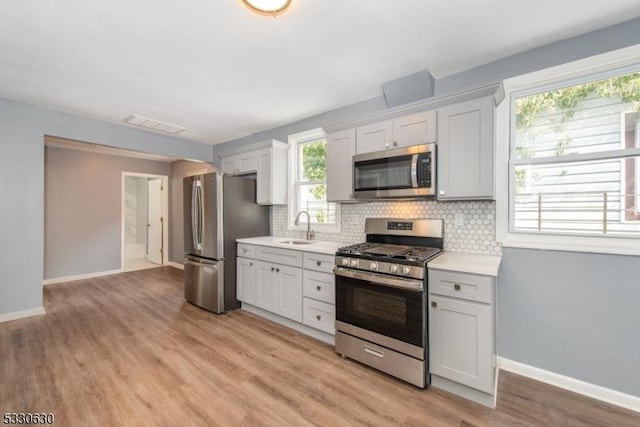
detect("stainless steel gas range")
[334,218,443,388]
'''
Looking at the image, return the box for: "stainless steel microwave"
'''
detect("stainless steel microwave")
[352,143,436,199]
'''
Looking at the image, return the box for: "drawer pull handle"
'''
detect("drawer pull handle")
[316,315,321,321]
[317,261,322,266]
[249,262,253,266]
[431,301,437,308]
[316,285,321,291]
[271,267,274,272]
[454,284,461,291]
[276,268,280,273]
[364,346,384,358]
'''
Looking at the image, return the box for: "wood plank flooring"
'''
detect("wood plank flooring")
[1,266,639,426]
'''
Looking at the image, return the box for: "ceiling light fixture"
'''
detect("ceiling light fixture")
[241,0,291,17]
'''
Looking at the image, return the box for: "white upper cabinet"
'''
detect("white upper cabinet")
[355,110,436,154]
[356,121,393,154]
[221,152,258,175]
[392,110,437,147]
[220,140,288,205]
[326,128,356,202]
[256,145,288,205]
[437,96,494,200]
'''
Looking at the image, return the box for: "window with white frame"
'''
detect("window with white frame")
[288,129,340,232]
[508,67,640,240]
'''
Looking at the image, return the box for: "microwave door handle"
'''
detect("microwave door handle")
[411,154,418,188]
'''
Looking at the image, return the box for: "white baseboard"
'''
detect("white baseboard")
[0,306,46,323]
[498,357,640,414]
[168,262,184,270]
[43,269,122,285]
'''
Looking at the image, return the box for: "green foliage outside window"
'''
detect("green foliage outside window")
[302,140,327,201]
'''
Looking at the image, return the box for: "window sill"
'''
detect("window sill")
[501,232,640,256]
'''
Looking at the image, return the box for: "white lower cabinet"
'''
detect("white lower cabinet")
[237,244,335,339]
[255,260,302,322]
[428,268,497,408]
[429,294,493,392]
[236,257,256,305]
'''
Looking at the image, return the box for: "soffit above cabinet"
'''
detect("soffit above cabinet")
[324,82,503,134]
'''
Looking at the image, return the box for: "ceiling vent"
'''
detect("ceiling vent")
[124,114,187,135]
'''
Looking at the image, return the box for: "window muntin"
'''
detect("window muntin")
[510,69,640,237]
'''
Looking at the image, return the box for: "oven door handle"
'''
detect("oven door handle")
[333,267,424,292]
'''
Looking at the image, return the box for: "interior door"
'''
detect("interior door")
[147,178,163,265]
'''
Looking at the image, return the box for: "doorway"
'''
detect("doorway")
[121,172,169,271]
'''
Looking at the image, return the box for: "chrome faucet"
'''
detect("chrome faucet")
[294,210,313,240]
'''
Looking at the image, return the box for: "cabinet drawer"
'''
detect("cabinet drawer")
[303,270,335,304]
[429,269,492,303]
[303,298,335,335]
[256,246,303,267]
[237,243,255,259]
[303,252,335,273]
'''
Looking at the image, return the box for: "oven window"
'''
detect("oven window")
[354,156,413,190]
[336,275,424,347]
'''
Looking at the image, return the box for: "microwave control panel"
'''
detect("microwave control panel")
[418,153,432,187]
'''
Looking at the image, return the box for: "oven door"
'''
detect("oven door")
[334,267,425,352]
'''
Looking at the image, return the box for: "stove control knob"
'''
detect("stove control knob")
[369,262,378,271]
[349,259,358,268]
[340,258,349,267]
[402,266,412,275]
[390,264,399,274]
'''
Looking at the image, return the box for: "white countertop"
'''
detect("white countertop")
[236,236,346,255]
[427,251,502,277]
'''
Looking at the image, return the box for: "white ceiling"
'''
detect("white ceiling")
[1,1,639,146]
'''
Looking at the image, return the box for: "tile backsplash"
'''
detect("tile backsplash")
[272,200,502,256]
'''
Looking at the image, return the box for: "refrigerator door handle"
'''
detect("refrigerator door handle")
[192,179,203,251]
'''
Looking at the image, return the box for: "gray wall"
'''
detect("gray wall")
[209,17,640,398]
[0,98,212,316]
[44,146,170,279]
[169,160,216,263]
[498,248,640,397]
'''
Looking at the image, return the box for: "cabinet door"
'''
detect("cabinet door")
[236,257,256,304]
[276,265,303,322]
[392,110,436,147]
[256,149,272,205]
[356,120,393,154]
[221,156,238,175]
[255,261,278,312]
[237,152,258,174]
[429,295,493,393]
[437,96,494,199]
[326,128,356,202]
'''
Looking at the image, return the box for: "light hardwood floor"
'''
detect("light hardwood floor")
[1,267,639,426]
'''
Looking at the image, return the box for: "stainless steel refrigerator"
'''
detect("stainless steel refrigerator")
[183,173,270,313]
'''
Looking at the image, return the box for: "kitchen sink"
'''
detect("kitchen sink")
[280,240,315,245]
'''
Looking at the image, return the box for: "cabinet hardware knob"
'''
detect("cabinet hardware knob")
[454,284,461,291]
[276,268,280,273]
[393,141,398,146]
[431,301,437,308]
[249,262,253,266]
[316,285,321,291]
[271,267,274,272]
[439,190,446,195]
[316,315,321,320]
[316,261,321,266]
[384,143,390,148]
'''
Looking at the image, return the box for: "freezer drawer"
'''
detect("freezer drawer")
[184,256,225,313]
